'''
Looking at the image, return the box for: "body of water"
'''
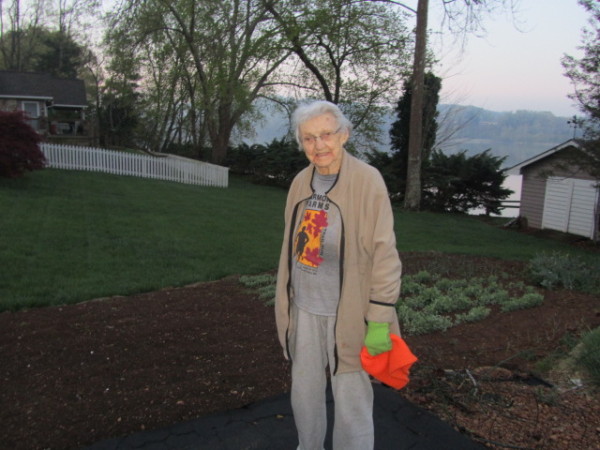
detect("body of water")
[470,174,522,218]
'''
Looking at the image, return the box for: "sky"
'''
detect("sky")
[427,0,591,117]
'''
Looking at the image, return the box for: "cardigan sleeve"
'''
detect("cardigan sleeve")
[364,172,402,324]
[274,167,312,350]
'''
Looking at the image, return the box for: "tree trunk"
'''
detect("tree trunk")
[208,105,233,165]
[211,131,230,165]
[404,0,428,211]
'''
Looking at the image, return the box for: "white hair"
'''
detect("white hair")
[291,100,353,146]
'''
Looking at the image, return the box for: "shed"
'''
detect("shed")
[507,139,599,240]
[0,70,90,144]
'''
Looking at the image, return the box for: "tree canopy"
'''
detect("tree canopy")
[265,0,412,152]
[1,0,523,189]
[562,0,600,180]
[105,0,294,163]
[0,0,98,76]
[399,0,518,210]
[105,0,413,161]
[0,27,84,77]
[387,71,441,200]
[367,70,512,216]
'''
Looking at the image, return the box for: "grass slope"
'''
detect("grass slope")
[0,169,594,310]
[1,170,286,310]
[394,210,582,259]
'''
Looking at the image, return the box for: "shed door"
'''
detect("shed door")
[542,177,598,239]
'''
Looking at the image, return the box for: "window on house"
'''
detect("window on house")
[22,101,41,131]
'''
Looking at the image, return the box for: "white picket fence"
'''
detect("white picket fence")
[40,143,229,188]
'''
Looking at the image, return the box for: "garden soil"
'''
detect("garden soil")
[1,252,599,450]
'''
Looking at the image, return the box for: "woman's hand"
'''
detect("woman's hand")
[364,321,392,356]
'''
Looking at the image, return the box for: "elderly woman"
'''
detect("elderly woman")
[275,100,402,450]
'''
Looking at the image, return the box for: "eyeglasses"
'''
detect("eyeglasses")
[301,127,342,146]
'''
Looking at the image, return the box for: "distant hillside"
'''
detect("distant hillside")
[241,103,576,168]
[436,105,575,167]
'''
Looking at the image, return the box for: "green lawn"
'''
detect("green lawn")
[394,210,585,259]
[1,169,596,311]
[1,170,286,310]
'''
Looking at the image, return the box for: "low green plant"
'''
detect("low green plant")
[412,270,437,284]
[397,305,453,335]
[577,327,600,386]
[401,278,426,296]
[447,278,469,290]
[454,306,491,325]
[508,281,527,291]
[499,292,544,312]
[420,286,443,303]
[239,274,277,306]
[257,285,276,306]
[528,252,600,294]
[449,293,474,311]
[435,278,455,292]
[405,295,430,310]
[239,274,277,287]
[424,294,473,315]
[478,288,510,306]
[463,284,485,299]
[399,270,543,335]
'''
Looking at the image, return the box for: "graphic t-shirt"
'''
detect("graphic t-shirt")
[291,172,341,316]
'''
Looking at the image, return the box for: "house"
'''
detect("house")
[507,139,599,240]
[0,70,91,145]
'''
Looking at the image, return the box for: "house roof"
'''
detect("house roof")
[0,71,87,107]
[505,139,581,175]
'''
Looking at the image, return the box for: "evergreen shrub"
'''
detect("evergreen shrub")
[226,138,306,188]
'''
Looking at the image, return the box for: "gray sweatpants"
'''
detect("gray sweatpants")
[290,303,374,450]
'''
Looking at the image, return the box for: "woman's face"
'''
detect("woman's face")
[299,113,349,175]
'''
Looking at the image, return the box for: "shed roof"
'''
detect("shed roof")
[505,139,581,175]
[0,71,87,107]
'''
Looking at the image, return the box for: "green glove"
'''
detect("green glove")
[364,321,392,356]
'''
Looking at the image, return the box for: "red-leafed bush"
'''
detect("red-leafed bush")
[0,110,47,178]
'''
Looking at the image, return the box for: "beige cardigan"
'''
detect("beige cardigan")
[274,151,402,374]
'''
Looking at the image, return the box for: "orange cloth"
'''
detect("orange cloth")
[360,334,418,390]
